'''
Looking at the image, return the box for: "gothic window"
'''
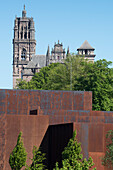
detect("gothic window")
[21,32,23,39]
[21,48,26,61]
[24,32,27,39]
[28,22,30,29]
[28,32,30,39]
[18,31,19,39]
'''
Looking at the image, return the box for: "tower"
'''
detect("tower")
[13,5,36,88]
[77,40,96,62]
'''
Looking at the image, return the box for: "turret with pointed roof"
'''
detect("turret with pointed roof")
[77,40,96,62]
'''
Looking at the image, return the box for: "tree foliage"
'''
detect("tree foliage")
[53,130,96,170]
[9,132,27,170]
[17,54,113,111]
[102,130,113,168]
[25,146,46,170]
[9,130,96,170]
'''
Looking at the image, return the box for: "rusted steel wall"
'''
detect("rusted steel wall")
[0,90,92,115]
[0,114,6,170]
[5,115,49,170]
[0,89,113,169]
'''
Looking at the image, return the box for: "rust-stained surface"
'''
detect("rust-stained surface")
[0,89,113,169]
[5,115,49,170]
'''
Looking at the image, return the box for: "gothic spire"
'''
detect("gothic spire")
[48,45,50,53]
[46,45,50,56]
[67,46,70,55]
[22,5,26,18]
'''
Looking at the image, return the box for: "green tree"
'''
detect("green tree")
[17,54,113,111]
[26,146,46,170]
[9,132,27,170]
[74,59,113,111]
[17,63,60,90]
[102,130,113,168]
[54,130,96,170]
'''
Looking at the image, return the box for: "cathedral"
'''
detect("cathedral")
[13,6,96,88]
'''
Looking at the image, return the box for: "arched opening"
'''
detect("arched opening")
[21,48,26,61]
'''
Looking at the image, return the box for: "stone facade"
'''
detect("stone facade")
[46,40,67,66]
[13,6,96,88]
[13,5,36,88]
[22,41,69,82]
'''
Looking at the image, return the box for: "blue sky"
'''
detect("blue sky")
[0,0,113,89]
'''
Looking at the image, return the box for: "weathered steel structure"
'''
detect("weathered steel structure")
[0,89,113,169]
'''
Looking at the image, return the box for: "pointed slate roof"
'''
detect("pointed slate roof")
[23,69,34,76]
[25,55,46,69]
[77,40,95,50]
[32,55,46,68]
[27,61,36,68]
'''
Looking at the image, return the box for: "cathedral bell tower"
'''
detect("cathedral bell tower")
[13,5,36,88]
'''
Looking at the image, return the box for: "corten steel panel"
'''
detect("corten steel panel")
[91,111,113,117]
[40,91,52,109]
[73,123,89,159]
[17,90,29,115]
[104,124,113,153]
[39,109,90,116]
[73,91,84,110]
[84,91,92,110]
[0,90,6,115]
[38,109,80,116]
[104,116,113,124]
[104,111,113,116]
[49,114,107,125]
[92,111,105,116]
[50,91,62,109]
[89,124,104,152]
[0,114,6,170]
[49,115,64,125]
[89,152,105,170]
[29,90,40,111]
[7,90,18,115]
[0,90,93,116]
[80,124,89,159]
[62,91,73,110]
[5,115,49,170]
[90,115,105,123]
